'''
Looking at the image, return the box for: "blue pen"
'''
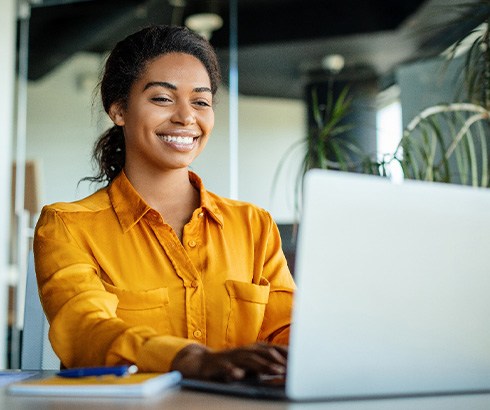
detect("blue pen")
[56,365,138,378]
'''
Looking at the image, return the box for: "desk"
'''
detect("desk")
[2,375,490,410]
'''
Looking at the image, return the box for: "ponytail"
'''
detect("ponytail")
[81,125,125,186]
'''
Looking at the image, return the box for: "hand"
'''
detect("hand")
[170,342,288,382]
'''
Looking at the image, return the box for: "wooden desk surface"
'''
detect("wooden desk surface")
[3,383,490,410]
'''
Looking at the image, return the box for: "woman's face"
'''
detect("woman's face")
[110,52,215,174]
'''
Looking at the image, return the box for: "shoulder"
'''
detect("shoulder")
[207,191,274,225]
[37,188,112,230]
[41,187,111,215]
[35,188,113,241]
[192,171,270,218]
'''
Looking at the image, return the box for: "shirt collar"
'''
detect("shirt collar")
[189,171,224,227]
[108,170,151,232]
[108,170,223,233]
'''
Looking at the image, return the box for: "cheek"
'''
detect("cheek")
[203,112,215,134]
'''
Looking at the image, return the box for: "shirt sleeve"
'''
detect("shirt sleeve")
[34,206,195,372]
[257,212,296,345]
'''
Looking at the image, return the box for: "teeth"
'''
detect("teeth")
[160,135,194,145]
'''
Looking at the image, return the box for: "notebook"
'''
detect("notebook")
[0,371,37,387]
[7,371,182,398]
[183,169,490,401]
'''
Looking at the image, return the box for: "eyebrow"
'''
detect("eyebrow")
[143,81,212,94]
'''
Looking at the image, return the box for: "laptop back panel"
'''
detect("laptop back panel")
[286,169,490,400]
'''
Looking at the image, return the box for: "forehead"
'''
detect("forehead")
[139,52,211,87]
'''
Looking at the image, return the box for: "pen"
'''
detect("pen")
[56,365,138,378]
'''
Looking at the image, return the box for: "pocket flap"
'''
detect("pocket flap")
[225,278,270,304]
[101,280,169,310]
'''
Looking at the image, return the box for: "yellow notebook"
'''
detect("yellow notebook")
[7,371,182,397]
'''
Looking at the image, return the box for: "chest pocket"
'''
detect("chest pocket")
[101,280,171,335]
[225,278,270,347]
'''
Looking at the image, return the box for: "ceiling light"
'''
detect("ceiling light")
[168,0,186,6]
[185,13,223,40]
[321,54,345,74]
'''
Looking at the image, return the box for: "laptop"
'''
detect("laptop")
[182,169,490,401]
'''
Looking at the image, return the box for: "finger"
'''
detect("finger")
[264,345,288,364]
[245,344,288,366]
[271,344,288,359]
[251,342,288,357]
[223,350,286,376]
[201,355,246,381]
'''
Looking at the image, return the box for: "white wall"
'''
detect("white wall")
[27,53,107,204]
[0,0,16,369]
[27,52,305,223]
[236,95,305,222]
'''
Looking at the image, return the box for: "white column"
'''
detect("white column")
[228,0,239,200]
[0,0,17,368]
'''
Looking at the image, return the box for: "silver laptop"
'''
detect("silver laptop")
[183,169,490,401]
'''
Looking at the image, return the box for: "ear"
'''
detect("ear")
[108,102,125,126]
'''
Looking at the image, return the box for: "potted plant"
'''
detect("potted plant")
[272,83,381,220]
[386,1,490,186]
[273,1,490,270]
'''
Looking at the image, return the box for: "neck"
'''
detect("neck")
[123,166,194,210]
[124,166,200,241]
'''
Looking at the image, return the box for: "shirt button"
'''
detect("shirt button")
[188,240,196,247]
[149,211,160,222]
[193,330,202,339]
[198,212,204,218]
[190,280,199,288]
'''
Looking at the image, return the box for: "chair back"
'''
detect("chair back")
[21,251,59,370]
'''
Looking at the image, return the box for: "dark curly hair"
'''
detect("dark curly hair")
[84,25,222,185]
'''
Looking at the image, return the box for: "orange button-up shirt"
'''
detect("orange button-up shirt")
[34,171,295,372]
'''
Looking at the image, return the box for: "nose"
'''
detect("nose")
[171,101,196,125]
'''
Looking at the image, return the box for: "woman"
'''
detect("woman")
[33,25,295,381]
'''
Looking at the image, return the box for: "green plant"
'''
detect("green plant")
[272,84,380,217]
[273,2,490,223]
[387,103,490,186]
[445,1,490,108]
[387,2,490,186]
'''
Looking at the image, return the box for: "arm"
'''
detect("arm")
[257,214,296,345]
[34,206,195,371]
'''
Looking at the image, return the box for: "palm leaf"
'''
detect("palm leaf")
[272,84,383,220]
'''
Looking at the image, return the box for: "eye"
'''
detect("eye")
[151,96,172,104]
[194,100,211,108]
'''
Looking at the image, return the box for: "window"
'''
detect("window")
[377,95,403,182]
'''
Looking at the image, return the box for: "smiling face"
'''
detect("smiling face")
[109,52,215,176]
